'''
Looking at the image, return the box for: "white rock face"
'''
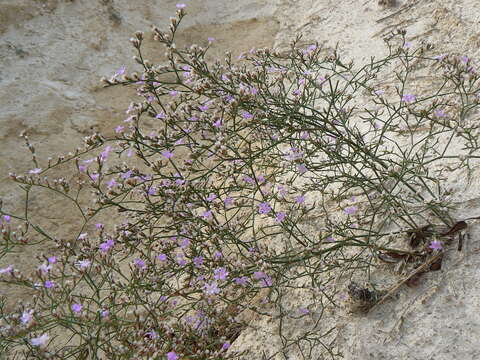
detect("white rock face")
[2,0,480,359]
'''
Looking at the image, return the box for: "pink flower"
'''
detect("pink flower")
[30,333,49,347]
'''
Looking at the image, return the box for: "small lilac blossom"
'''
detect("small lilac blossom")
[114,125,124,133]
[107,178,117,189]
[167,351,178,360]
[115,65,126,77]
[90,173,99,181]
[99,146,111,162]
[461,55,469,64]
[299,307,310,315]
[204,281,220,295]
[78,233,87,240]
[71,303,82,313]
[38,263,52,274]
[429,240,443,251]
[0,265,13,274]
[258,202,272,214]
[76,259,91,269]
[344,206,357,215]
[214,267,229,280]
[242,111,253,119]
[99,239,114,253]
[275,212,286,223]
[214,251,222,259]
[176,255,187,266]
[161,150,174,159]
[134,258,147,269]
[297,164,307,174]
[222,342,231,350]
[157,253,167,262]
[44,280,55,289]
[29,168,42,175]
[213,119,222,127]
[326,236,335,242]
[224,196,234,206]
[148,186,157,195]
[401,94,416,103]
[208,37,215,42]
[169,90,178,97]
[47,256,56,264]
[234,276,249,285]
[199,104,209,112]
[434,109,446,118]
[180,238,190,248]
[202,210,212,219]
[206,193,217,201]
[295,195,306,204]
[3,215,11,223]
[176,3,186,8]
[101,309,109,318]
[21,309,34,324]
[95,223,104,229]
[30,333,49,347]
[193,256,204,267]
[155,112,166,119]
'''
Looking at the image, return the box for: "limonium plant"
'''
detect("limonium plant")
[1,5,480,359]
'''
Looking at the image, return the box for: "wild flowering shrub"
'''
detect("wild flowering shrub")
[2,6,480,359]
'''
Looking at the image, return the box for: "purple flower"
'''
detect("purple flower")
[206,193,217,202]
[241,111,253,119]
[299,307,310,315]
[44,280,55,289]
[96,223,104,229]
[202,210,212,219]
[107,178,117,189]
[224,196,234,206]
[155,112,166,119]
[101,309,109,318]
[344,206,357,215]
[99,146,111,162]
[204,281,220,295]
[175,3,186,8]
[297,164,307,174]
[99,239,114,253]
[30,333,49,347]
[234,276,249,285]
[222,342,231,350]
[429,240,443,251]
[258,202,272,214]
[76,259,91,269]
[78,233,87,240]
[213,119,222,127]
[208,37,215,42]
[295,195,306,204]
[401,94,416,103]
[29,168,42,175]
[434,109,446,118]
[167,351,178,360]
[214,267,229,280]
[157,253,167,262]
[71,303,82,313]
[2,215,11,223]
[193,256,204,267]
[169,90,178,97]
[148,186,157,196]
[134,258,147,269]
[0,265,13,275]
[115,125,124,134]
[214,251,222,259]
[275,212,286,223]
[115,65,126,77]
[21,309,34,324]
[162,150,174,159]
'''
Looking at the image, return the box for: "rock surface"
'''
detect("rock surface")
[1,0,480,359]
